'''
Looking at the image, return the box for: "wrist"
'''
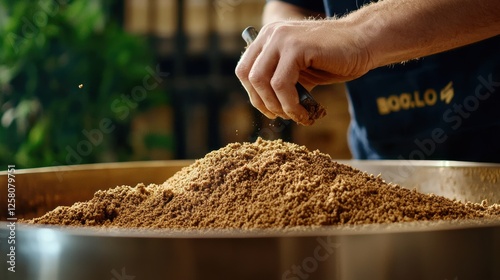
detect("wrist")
[329,17,377,76]
[337,6,395,70]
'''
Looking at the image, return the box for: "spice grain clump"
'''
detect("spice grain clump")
[27,138,500,229]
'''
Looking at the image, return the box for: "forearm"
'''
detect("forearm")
[343,0,500,68]
[235,0,499,124]
[262,1,324,25]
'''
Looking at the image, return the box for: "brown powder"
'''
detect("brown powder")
[26,138,500,229]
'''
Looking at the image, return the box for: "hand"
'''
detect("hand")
[235,20,373,124]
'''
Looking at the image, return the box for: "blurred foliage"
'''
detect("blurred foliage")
[0,0,172,169]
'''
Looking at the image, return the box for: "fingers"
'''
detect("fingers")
[236,41,278,119]
[272,52,311,124]
[235,23,314,124]
[250,41,288,118]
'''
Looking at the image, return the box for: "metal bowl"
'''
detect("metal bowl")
[1,160,499,280]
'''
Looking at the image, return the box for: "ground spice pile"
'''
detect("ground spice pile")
[27,138,500,229]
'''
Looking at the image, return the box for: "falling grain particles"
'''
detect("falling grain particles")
[26,138,500,229]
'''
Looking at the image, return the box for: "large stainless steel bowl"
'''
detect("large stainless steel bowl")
[1,160,499,280]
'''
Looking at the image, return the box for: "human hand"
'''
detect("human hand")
[235,20,373,124]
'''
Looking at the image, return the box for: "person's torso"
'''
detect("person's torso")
[321,0,500,162]
[347,38,500,162]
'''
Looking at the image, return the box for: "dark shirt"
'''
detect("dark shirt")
[268,0,500,162]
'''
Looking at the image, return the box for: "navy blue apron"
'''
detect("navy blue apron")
[268,0,500,162]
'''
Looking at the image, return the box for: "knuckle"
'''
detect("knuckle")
[270,76,288,92]
[272,25,298,45]
[272,24,291,36]
[235,63,250,80]
[261,22,280,35]
[248,71,267,88]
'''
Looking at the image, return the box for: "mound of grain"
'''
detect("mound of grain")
[27,138,500,229]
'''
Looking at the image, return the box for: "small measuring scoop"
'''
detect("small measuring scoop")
[241,26,326,125]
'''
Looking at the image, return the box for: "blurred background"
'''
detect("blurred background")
[0,0,351,170]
